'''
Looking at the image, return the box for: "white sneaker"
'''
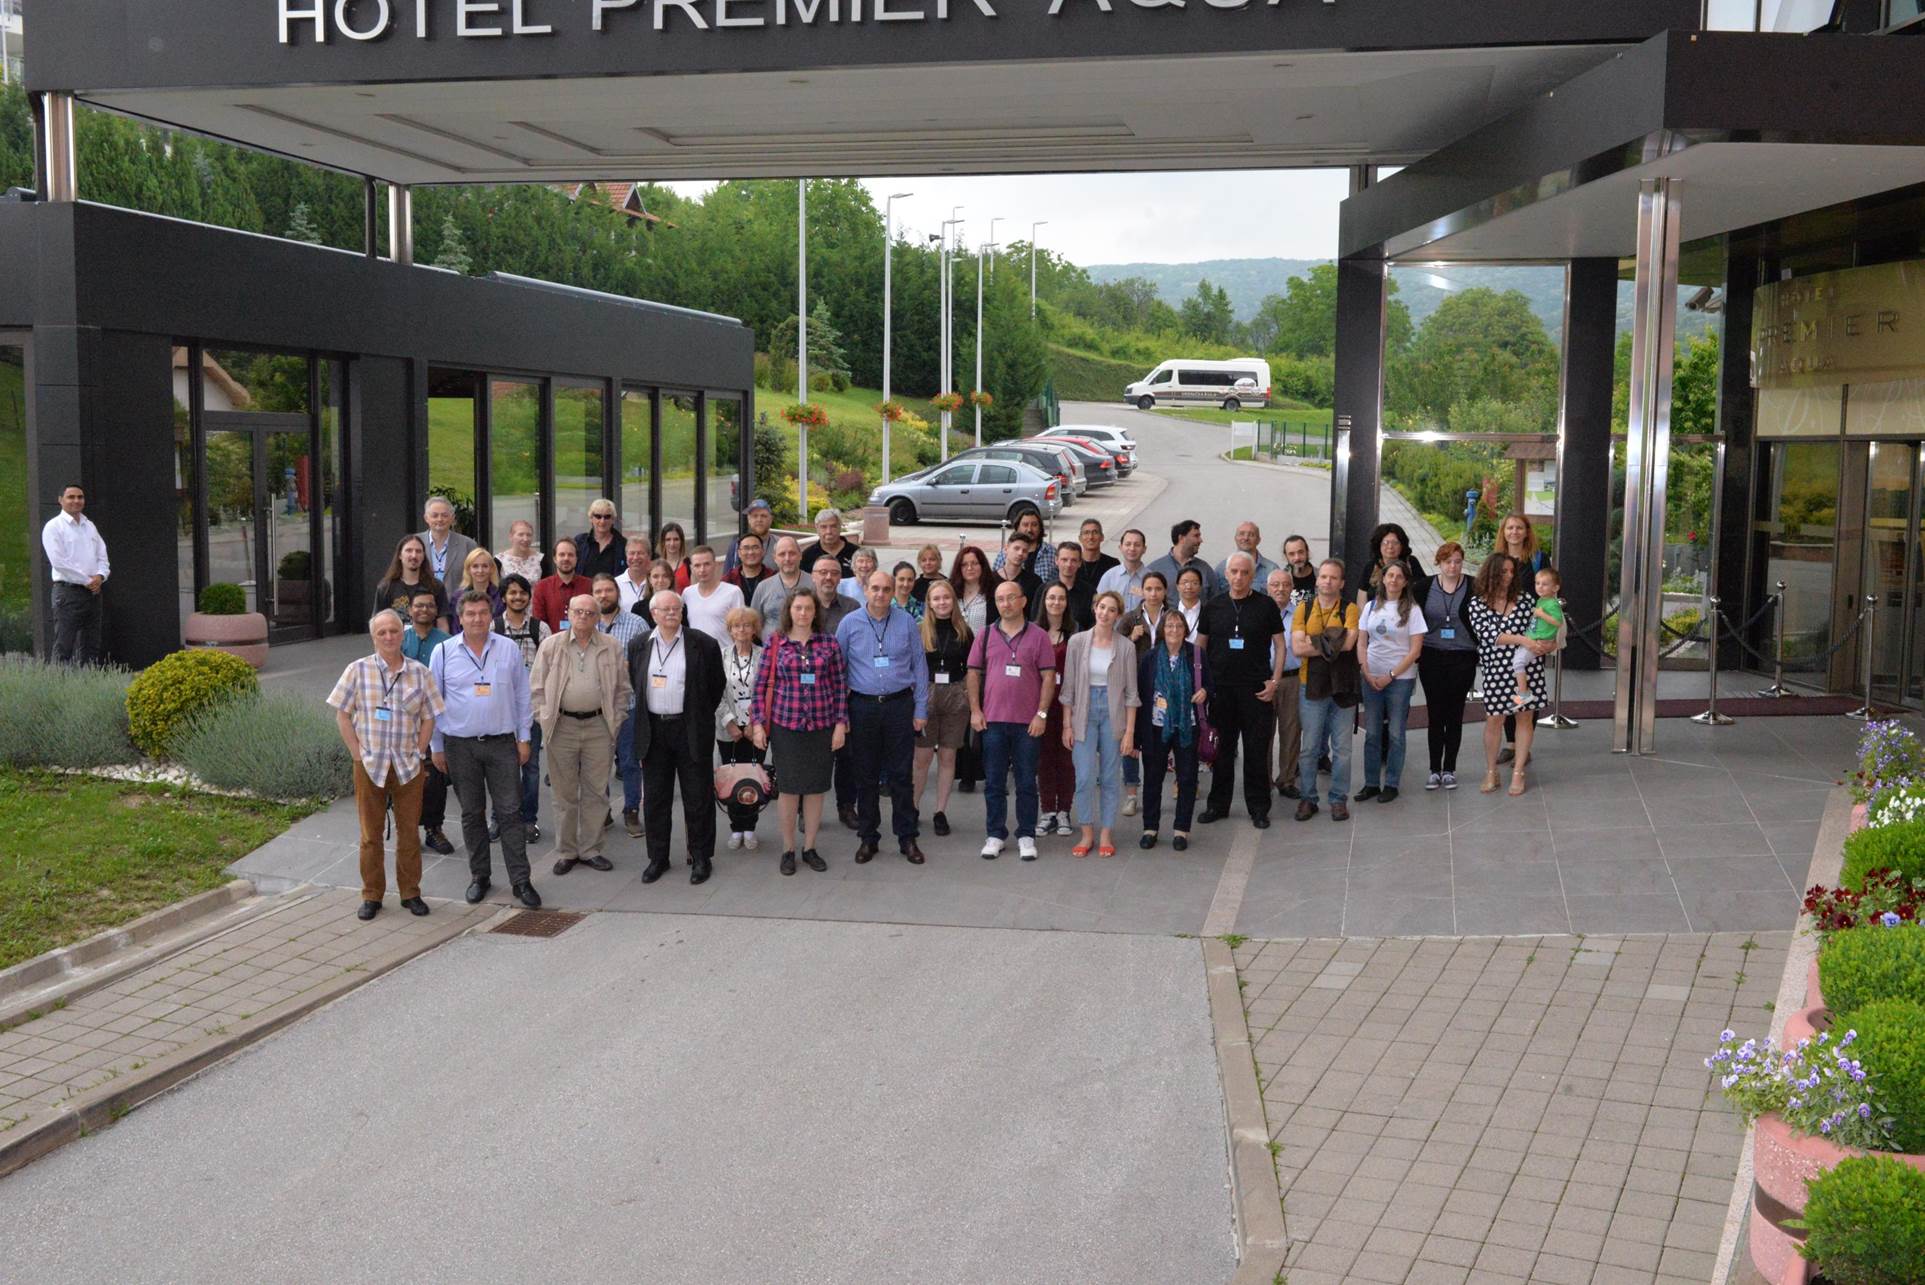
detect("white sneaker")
[1018,836,1039,861]
[981,836,1006,859]
[743,832,759,851]
[1122,794,1138,817]
[726,832,744,850]
[1054,813,1076,837]
[1425,773,1442,791]
[1441,771,1459,790]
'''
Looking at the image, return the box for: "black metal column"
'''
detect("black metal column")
[1557,257,1619,671]
[1714,249,1759,672]
[1332,256,1386,581]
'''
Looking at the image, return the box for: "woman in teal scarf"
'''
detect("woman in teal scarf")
[1134,610,1213,850]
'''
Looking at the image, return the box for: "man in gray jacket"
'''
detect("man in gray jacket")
[417,496,479,590]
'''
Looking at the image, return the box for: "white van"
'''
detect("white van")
[1124,358,1271,412]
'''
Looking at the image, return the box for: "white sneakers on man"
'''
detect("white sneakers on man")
[981,836,1006,860]
[1018,836,1038,861]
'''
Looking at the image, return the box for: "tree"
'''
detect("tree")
[1179,278,1234,345]
[769,298,852,389]
[1392,288,1559,430]
[1245,264,1412,358]
[284,201,324,245]
[429,212,473,275]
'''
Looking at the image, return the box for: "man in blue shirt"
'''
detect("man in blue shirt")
[835,570,931,865]
[430,591,539,908]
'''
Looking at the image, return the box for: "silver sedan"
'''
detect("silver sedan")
[868,458,1064,527]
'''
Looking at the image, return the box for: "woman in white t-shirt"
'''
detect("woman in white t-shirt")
[1354,559,1427,803]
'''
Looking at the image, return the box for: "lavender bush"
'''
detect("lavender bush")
[1707,1027,1895,1150]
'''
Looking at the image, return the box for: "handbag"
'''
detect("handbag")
[1190,641,1219,766]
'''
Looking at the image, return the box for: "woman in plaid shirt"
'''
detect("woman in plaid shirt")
[750,589,849,877]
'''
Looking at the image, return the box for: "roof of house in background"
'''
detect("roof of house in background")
[556,182,676,229]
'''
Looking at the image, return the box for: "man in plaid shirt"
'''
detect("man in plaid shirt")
[329,610,446,921]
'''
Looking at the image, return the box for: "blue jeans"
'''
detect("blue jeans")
[1360,677,1415,789]
[981,721,1042,840]
[1298,694,1353,805]
[518,721,543,824]
[1071,701,1125,829]
[616,708,641,813]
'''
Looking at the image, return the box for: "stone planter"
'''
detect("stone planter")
[1806,958,1822,1010]
[1783,1003,1828,1051]
[183,611,269,670]
[1850,801,1869,832]
[1750,1112,1925,1282]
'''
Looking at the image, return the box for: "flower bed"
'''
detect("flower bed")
[1730,719,1925,1282]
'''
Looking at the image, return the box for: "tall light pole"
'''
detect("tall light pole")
[1030,220,1049,318]
[939,212,964,461]
[974,231,998,450]
[881,190,912,485]
[797,178,809,517]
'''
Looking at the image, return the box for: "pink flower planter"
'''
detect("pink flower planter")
[1749,1112,1925,1282]
[183,611,269,670]
[1850,800,1869,832]
[1806,958,1822,1010]
[1782,1005,1827,1052]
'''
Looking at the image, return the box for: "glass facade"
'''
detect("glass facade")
[553,380,606,544]
[709,396,742,544]
[427,367,481,539]
[0,337,27,653]
[621,386,654,544]
[1755,440,1841,674]
[488,376,541,559]
[660,392,699,548]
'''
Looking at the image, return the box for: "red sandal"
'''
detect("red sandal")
[1071,843,1092,858]
[1097,844,1116,858]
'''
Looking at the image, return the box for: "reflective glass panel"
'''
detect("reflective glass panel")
[489,378,542,557]
[319,362,344,628]
[660,393,698,549]
[172,347,198,634]
[621,387,654,543]
[1757,441,1841,674]
[427,368,480,538]
[553,381,606,543]
[205,429,258,613]
[0,341,28,652]
[708,397,743,545]
[205,348,309,414]
[264,429,315,634]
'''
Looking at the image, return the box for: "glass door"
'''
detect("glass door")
[1863,442,1923,708]
[201,416,323,640]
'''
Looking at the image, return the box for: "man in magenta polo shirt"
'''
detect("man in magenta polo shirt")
[967,579,1058,861]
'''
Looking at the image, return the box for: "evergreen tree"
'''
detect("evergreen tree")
[284,201,323,245]
[430,211,472,275]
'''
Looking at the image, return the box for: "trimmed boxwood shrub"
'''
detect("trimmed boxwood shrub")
[1842,998,1925,1155]
[1799,1154,1925,1285]
[196,582,248,615]
[174,692,352,801]
[125,649,258,759]
[1820,923,1925,1018]
[1841,817,1925,891]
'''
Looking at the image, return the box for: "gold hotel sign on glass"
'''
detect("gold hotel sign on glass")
[1753,261,1923,390]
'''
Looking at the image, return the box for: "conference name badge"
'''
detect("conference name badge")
[473,682,492,697]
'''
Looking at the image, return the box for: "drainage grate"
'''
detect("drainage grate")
[491,910,586,939]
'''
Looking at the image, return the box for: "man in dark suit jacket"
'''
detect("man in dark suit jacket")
[627,590,726,885]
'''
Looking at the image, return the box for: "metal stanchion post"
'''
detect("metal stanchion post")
[1756,580,1790,698]
[1846,599,1878,720]
[1690,597,1734,726]
[1536,597,1577,729]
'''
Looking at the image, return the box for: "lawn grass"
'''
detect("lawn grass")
[1151,405,1332,431]
[0,771,310,972]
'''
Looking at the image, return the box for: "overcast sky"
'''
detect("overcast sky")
[663,169,1350,267]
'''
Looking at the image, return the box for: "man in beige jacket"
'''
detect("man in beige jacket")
[530,594,632,876]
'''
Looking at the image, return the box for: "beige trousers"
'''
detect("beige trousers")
[548,714,615,860]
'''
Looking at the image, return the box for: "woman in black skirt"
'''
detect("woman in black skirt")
[750,588,849,877]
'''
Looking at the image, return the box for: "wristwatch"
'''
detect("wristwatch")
[1036,709,1049,719]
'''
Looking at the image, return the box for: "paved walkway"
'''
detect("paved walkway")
[0,889,486,1141]
[0,913,1234,1283]
[1237,930,1787,1285]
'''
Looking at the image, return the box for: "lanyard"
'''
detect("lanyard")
[379,663,405,707]
[867,610,893,655]
[652,633,682,674]
[995,622,1026,661]
[460,638,492,680]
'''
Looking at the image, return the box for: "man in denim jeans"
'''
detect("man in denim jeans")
[1292,559,1361,823]
[966,580,1057,861]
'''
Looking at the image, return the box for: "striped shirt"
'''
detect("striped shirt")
[327,654,445,786]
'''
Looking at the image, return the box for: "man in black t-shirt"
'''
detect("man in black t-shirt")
[1078,518,1120,585]
[1000,533,1043,605]
[1196,551,1286,829]
[1031,541,1094,630]
[798,508,858,577]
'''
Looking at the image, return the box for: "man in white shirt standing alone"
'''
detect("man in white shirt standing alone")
[42,483,110,665]
[682,545,745,644]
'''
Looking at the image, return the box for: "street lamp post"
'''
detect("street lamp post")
[797,178,809,515]
[1030,220,1049,318]
[938,211,963,461]
[881,190,912,485]
[974,229,999,449]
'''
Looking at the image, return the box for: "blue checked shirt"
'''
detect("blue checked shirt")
[835,603,930,721]
[427,633,532,751]
[598,609,646,711]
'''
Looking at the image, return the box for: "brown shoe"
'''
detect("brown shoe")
[622,809,642,838]
[1330,803,1350,823]
[903,843,926,865]
[552,857,577,876]
[1294,799,1318,822]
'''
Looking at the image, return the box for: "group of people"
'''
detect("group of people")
[328,494,1563,919]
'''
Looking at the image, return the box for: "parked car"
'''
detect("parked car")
[1031,436,1117,487]
[1042,431,1133,478]
[1124,358,1272,412]
[868,458,1062,527]
[954,442,1086,498]
[1045,423,1137,462]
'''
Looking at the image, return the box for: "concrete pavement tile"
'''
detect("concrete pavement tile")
[1550,828,1664,860]
[1565,895,1692,935]
[1454,895,1570,937]
[1675,888,1800,933]
[1666,852,1794,893]
[1530,1251,1598,1284]
[1417,1234,1483,1268]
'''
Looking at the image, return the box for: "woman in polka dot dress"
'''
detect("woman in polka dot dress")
[1466,553,1556,796]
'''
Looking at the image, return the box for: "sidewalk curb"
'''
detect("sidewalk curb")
[0,901,488,1180]
[1203,937,1288,1284]
[0,879,257,1013]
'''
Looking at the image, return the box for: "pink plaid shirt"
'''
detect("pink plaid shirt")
[750,634,848,732]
